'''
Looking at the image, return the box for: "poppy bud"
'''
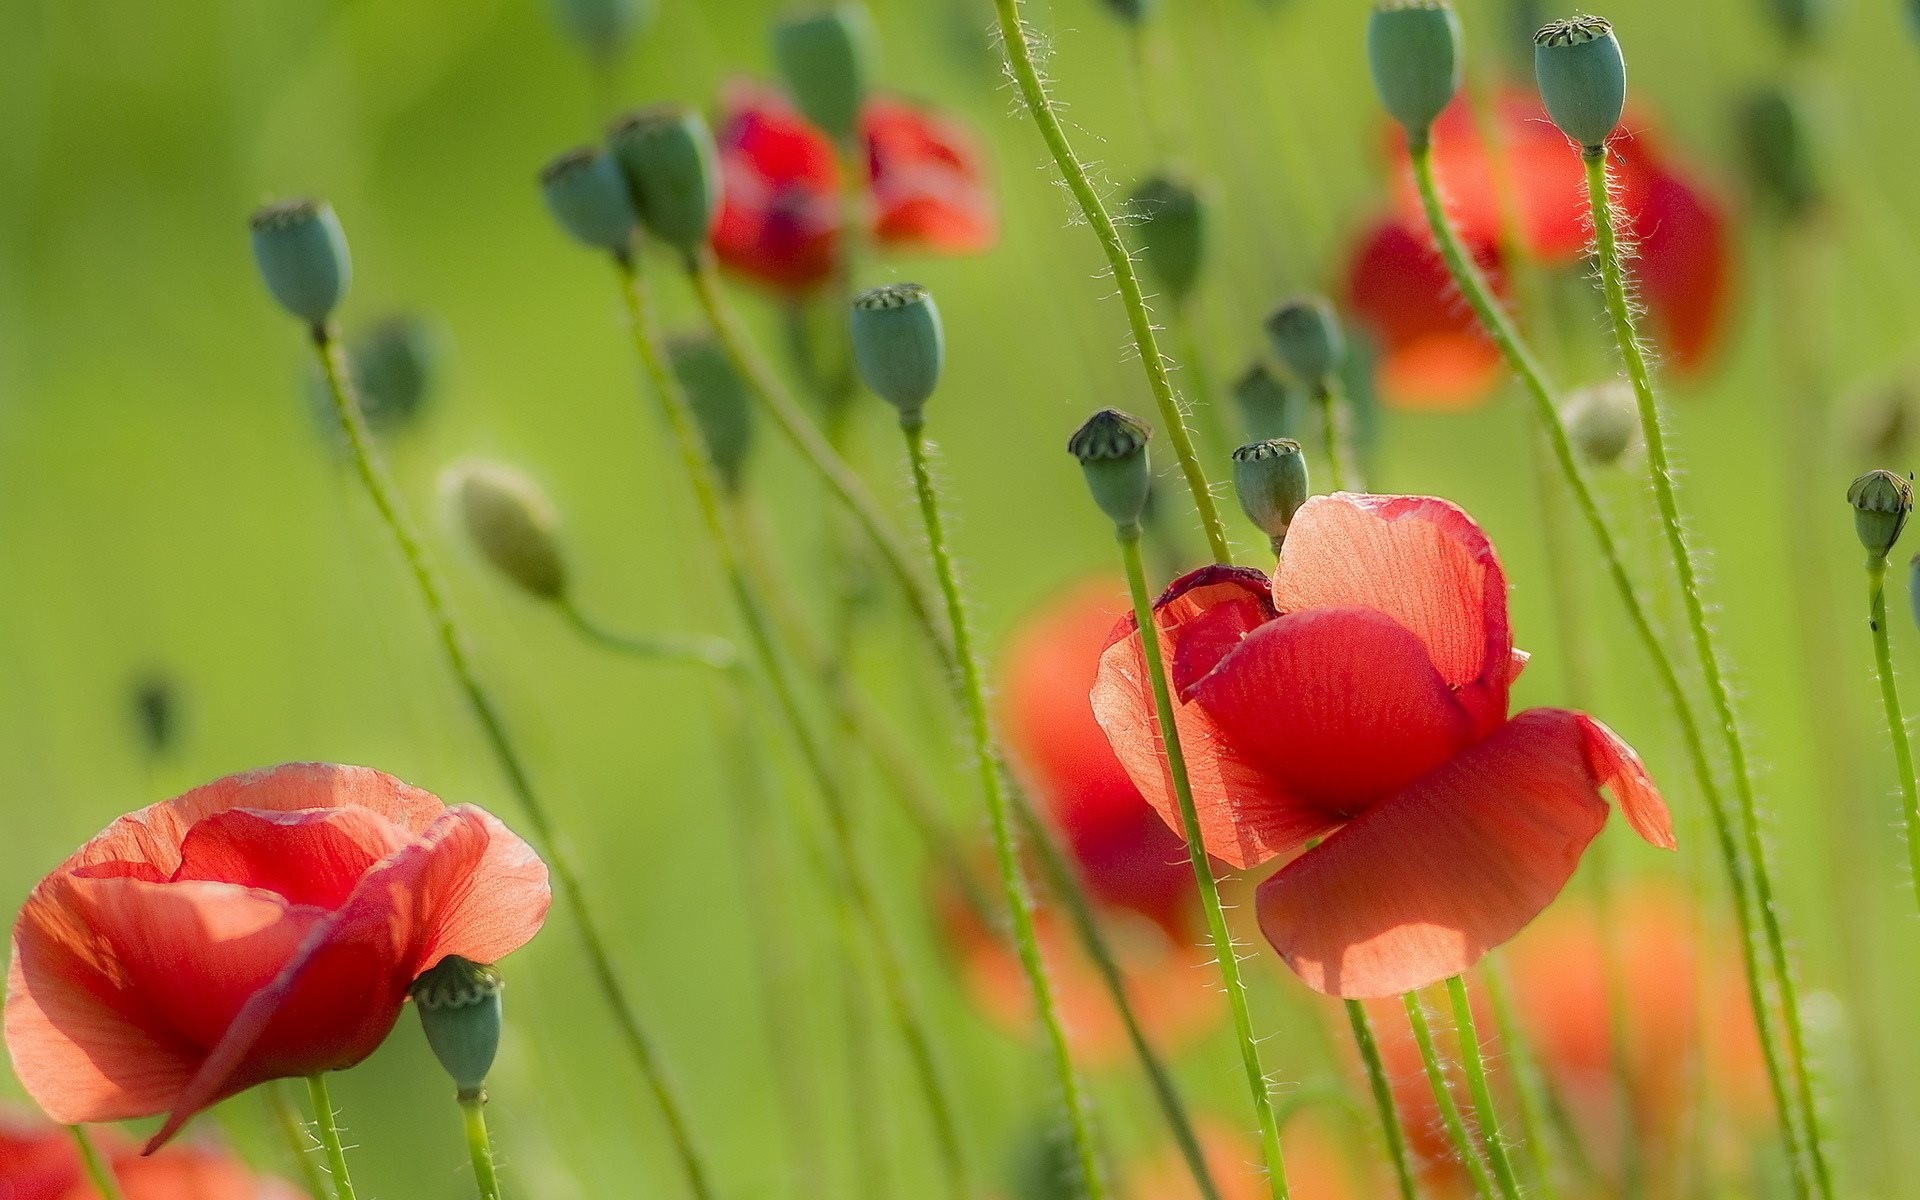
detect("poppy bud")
[1264,297,1345,392]
[669,333,755,495]
[1232,363,1298,442]
[1367,1,1463,144]
[851,283,944,422]
[539,148,637,253]
[249,199,351,326]
[1068,409,1154,530]
[1738,86,1820,221]
[1127,175,1206,307]
[447,461,570,601]
[1232,439,1309,550]
[1562,379,1639,466]
[1533,15,1626,151]
[411,955,504,1101]
[1849,470,1914,562]
[607,106,722,255]
[550,0,649,61]
[772,7,872,146]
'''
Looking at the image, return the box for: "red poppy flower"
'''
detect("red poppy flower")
[1092,493,1673,998]
[712,83,994,293]
[0,1113,306,1200]
[5,763,550,1151]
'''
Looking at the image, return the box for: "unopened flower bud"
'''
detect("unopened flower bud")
[539,148,637,253]
[249,199,351,326]
[1739,86,1820,222]
[851,283,944,422]
[1069,409,1153,530]
[550,0,650,62]
[1127,175,1206,307]
[411,956,504,1101]
[1368,1,1463,144]
[1232,439,1309,550]
[1264,297,1345,392]
[772,7,872,145]
[447,462,569,601]
[1562,379,1639,466]
[669,334,755,495]
[1851,470,1914,562]
[1534,16,1626,150]
[1232,363,1298,442]
[606,107,722,255]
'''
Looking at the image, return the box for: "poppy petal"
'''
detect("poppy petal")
[1577,713,1675,849]
[172,808,411,911]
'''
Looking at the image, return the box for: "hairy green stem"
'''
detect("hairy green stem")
[460,1096,504,1200]
[1479,961,1576,1198]
[1402,994,1496,1200]
[1314,383,1355,493]
[69,1127,125,1200]
[1446,977,1523,1200]
[556,596,738,670]
[1344,1001,1419,1200]
[266,1080,331,1200]
[305,1075,360,1200]
[1866,559,1920,909]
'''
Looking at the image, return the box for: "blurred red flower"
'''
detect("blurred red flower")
[0,1112,304,1200]
[5,763,550,1151]
[713,82,995,293]
[1093,493,1674,998]
[1345,89,1731,410]
[1130,1114,1380,1199]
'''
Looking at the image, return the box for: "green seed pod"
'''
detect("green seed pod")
[1068,409,1154,531]
[669,333,756,495]
[249,199,351,326]
[1232,439,1310,550]
[1562,379,1639,466]
[1264,297,1345,391]
[550,0,650,62]
[607,106,722,255]
[851,283,945,421]
[1127,175,1206,307]
[447,461,569,601]
[1533,15,1627,150]
[772,6,873,145]
[539,148,637,253]
[1367,1,1463,144]
[1232,363,1298,442]
[411,956,504,1101]
[1738,86,1820,222]
[1850,470,1914,562]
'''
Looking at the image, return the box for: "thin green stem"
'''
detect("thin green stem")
[1344,1000,1419,1200]
[309,326,719,1200]
[305,1075,360,1200]
[1582,146,1832,1200]
[266,1080,331,1200]
[555,597,738,671]
[1480,961,1579,1198]
[69,1127,125,1200]
[1405,142,1809,1196]
[1446,976,1523,1200]
[1173,305,1234,468]
[460,1096,504,1200]
[1866,559,1920,909]
[1119,527,1289,1199]
[615,255,970,1200]
[989,0,1233,563]
[1402,994,1496,1200]
[1314,383,1355,493]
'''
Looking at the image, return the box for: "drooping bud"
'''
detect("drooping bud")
[411,956,504,1101]
[1069,410,1154,531]
[249,199,351,326]
[1232,439,1309,551]
[549,0,650,62]
[1232,363,1298,442]
[1849,470,1914,562]
[1127,175,1206,307]
[1533,16,1627,150]
[851,283,944,422]
[772,7,873,145]
[539,148,637,253]
[1367,1,1463,144]
[1738,86,1820,222]
[446,461,570,601]
[669,333,756,495]
[1561,379,1639,466]
[607,106,722,255]
[1264,297,1345,392]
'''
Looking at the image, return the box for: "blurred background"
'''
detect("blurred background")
[5,0,1920,1196]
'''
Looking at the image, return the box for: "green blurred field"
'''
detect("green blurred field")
[7,0,1920,1195]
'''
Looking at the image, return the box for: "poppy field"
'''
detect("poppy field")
[6,0,1920,1197]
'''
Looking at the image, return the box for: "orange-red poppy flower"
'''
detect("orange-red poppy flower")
[1347,89,1731,410]
[713,82,995,293]
[0,1112,305,1200]
[1129,1114,1378,1200]
[1092,493,1673,998]
[5,763,550,1152]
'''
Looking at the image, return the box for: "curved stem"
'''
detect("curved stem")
[1446,976,1522,1200]
[309,327,719,1200]
[1402,993,1496,1200]
[69,1127,125,1200]
[1405,142,1810,1196]
[555,597,739,671]
[266,1080,331,1200]
[1344,1000,1419,1200]
[305,1075,360,1200]
[460,1096,504,1200]
[1119,527,1290,1199]
[988,0,1233,563]
[1865,559,1920,909]
[615,255,970,1200]
[1582,146,1832,1200]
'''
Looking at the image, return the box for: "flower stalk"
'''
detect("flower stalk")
[1446,975,1523,1200]
[461,1096,505,1200]
[1343,1000,1419,1200]
[68,1128,125,1200]
[1403,993,1497,1200]
[305,1075,361,1200]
